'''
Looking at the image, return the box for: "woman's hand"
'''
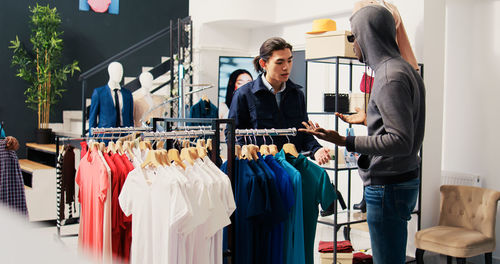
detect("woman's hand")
[314,147,330,165]
[5,136,19,151]
[299,121,346,146]
[336,107,366,125]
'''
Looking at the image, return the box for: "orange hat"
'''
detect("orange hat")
[307,19,337,34]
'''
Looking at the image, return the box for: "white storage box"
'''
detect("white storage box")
[306,30,356,59]
[320,252,354,264]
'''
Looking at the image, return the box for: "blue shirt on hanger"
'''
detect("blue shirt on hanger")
[274,153,306,264]
[263,155,295,264]
[222,158,269,264]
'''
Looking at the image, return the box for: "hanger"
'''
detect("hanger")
[206,138,212,151]
[235,145,242,159]
[115,140,123,154]
[268,129,279,155]
[196,134,208,159]
[108,141,116,154]
[168,148,185,169]
[282,134,299,157]
[259,129,270,156]
[202,94,209,102]
[141,150,162,168]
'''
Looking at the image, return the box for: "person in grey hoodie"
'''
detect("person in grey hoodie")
[300,5,425,264]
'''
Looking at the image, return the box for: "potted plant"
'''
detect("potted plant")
[9,3,79,144]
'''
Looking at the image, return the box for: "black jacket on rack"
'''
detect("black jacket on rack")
[227,75,322,157]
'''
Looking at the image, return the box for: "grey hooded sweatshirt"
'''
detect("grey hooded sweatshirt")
[346,5,426,186]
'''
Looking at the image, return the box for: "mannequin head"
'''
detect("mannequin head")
[139,72,154,94]
[108,62,123,84]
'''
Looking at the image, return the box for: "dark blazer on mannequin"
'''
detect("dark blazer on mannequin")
[88,84,134,134]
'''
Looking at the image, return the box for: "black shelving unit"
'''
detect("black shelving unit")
[305,56,423,263]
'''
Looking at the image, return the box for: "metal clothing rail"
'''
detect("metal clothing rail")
[91,127,153,134]
[234,128,297,136]
[141,130,216,139]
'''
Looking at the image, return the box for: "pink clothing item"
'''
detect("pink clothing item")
[353,0,419,70]
[88,0,111,13]
[76,149,109,260]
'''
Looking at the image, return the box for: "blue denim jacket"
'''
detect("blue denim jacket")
[227,75,321,157]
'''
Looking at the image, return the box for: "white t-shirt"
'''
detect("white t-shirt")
[119,167,155,264]
[151,165,190,264]
[175,162,213,264]
[203,156,236,264]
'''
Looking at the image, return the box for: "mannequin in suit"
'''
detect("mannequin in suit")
[88,62,134,134]
[133,72,167,126]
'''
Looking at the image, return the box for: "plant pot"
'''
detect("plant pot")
[35,128,53,144]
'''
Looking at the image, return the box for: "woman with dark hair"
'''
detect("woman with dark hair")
[220,69,253,120]
[227,37,330,164]
[225,69,253,107]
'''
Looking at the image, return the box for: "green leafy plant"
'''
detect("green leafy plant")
[9,3,80,129]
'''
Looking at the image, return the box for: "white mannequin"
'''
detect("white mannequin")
[107,62,123,89]
[133,72,167,126]
[139,72,154,107]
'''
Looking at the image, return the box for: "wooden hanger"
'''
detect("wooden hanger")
[141,150,161,168]
[144,140,152,150]
[157,140,165,150]
[241,145,253,160]
[115,141,123,154]
[202,94,209,102]
[269,144,279,156]
[235,145,242,159]
[260,144,270,156]
[206,139,212,151]
[98,142,106,152]
[180,148,194,165]
[188,147,200,160]
[139,141,148,151]
[159,149,169,166]
[283,143,299,157]
[167,148,185,169]
[108,141,116,154]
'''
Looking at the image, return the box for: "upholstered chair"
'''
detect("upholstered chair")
[415,185,500,264]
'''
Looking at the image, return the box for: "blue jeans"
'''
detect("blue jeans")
[365,177,419,264]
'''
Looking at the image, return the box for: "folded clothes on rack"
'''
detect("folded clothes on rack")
[318,240,354,253]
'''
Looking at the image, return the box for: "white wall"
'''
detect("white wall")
[443,0,500,259]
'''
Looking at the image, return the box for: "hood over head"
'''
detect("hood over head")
[349,5,400,70]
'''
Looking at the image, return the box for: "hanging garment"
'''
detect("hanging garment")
[274,154,306,264]
[189,99,218,125]
[76,149,110,260]
[276,150,337,264]
[119,165,191,264]
[56,149,66,222]
[0,139,28,217]
[263,155,295,264]
[62,145,76,217]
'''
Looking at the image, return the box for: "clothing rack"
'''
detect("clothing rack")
[55,135,88,238]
